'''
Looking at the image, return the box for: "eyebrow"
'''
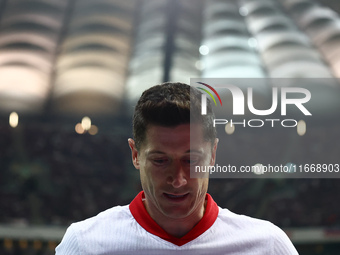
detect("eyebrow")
[146,149,203,156]
[147,150,166,155]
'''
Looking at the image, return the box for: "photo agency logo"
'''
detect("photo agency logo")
[195,81,312,128]
[191,78,340,179]
[196,82,222,114]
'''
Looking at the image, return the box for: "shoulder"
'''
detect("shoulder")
[215,207,298,254]
[217,206,277,230]
[73,205,131,231]
[68,204,133,240]
[56,205,132,254]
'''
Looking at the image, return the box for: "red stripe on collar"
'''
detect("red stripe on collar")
[129,191,218,246]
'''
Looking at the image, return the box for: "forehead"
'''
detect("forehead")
[141,124,207,153]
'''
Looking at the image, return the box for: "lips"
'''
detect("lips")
[166,194,187,198]
[164,193,189,201]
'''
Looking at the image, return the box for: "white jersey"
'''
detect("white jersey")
[56,192,298,255]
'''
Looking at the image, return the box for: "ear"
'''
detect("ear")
[128,138,140,169]
[210,138,219,165]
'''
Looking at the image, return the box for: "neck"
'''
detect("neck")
[143,199,207,238]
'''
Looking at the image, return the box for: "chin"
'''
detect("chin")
[161,206,193,219]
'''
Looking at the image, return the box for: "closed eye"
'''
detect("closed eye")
[182,156,200,165]
[152,158,169,166]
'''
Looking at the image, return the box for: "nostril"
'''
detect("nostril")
[171,176,187,188]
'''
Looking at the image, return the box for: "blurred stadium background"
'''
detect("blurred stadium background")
[0,0,340,254]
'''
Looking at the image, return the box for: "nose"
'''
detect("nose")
[167,162,188,188]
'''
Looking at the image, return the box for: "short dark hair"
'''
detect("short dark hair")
[132,82,216,150]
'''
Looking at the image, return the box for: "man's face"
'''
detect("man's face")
[129,123,218,220]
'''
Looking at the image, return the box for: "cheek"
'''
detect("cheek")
[197,179,209,194]
[139,161,152,189]
[140,171,156,198]
[140,163,164,191]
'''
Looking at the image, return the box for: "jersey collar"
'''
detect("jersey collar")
[129,191,218,246]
